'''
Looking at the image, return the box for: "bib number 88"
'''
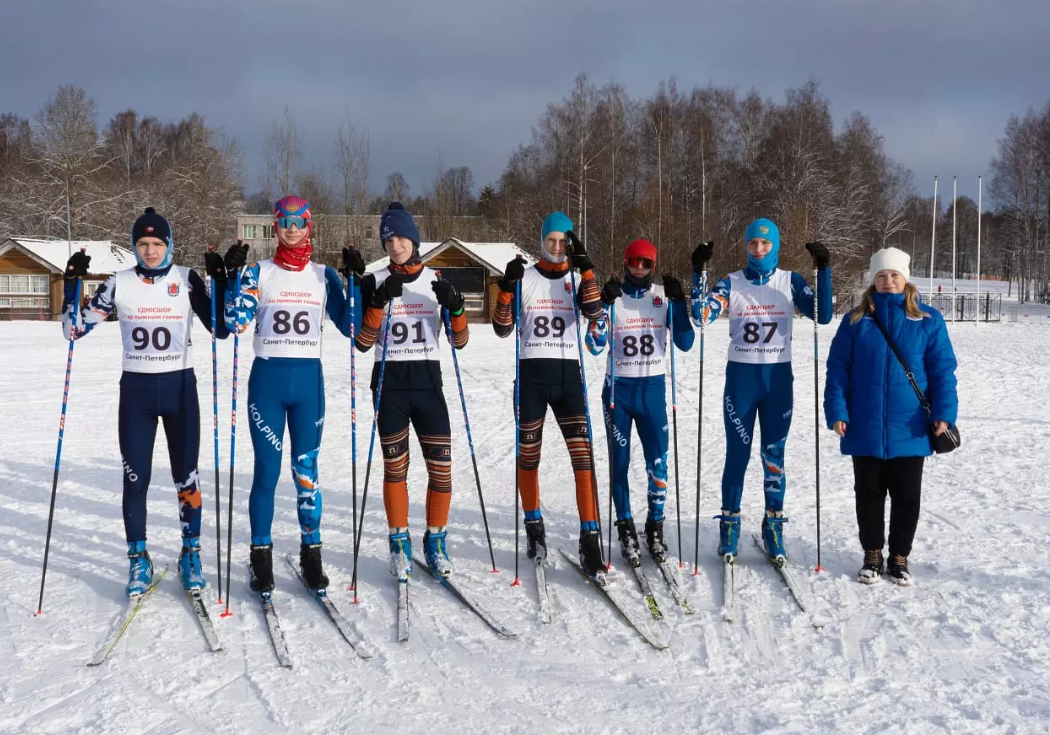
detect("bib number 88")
[621,334,655,356]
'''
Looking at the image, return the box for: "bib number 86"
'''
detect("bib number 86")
[743,321,778,344]
[273,310,311,335]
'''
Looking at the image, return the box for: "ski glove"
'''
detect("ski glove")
[204,249,227,285]
[691,241,714,272]
[600,276,622,305]
[498,255,526,293]
[805,241,831,271]
[432,279,465,314]
[371,273,403,307]
[223,241,249,276]
[340,246,366,279]
[567,230,594,273]
[64,250,91,281]
[662,274,686,303]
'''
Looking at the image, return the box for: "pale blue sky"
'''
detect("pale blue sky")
[3,0,1047,202]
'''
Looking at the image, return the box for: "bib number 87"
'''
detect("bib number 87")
[743,321,778,344]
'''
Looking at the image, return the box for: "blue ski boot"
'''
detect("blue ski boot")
[178,537,206,591]
[125,540,154,597]
[714,510,740,560]
[389,529,412,578]
[423,527,454,578]
[761,510,788,565]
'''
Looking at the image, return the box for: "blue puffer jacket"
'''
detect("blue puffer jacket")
[824,292,958,459]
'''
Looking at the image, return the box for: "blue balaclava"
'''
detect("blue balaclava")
[540,211,573,264]
[131,207,174,272]
[744,218,780,274]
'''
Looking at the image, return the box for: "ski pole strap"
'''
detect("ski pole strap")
[869,312,932,419]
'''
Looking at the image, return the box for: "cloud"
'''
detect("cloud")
[2,0,1048,197]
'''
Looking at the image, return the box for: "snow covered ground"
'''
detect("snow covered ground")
[0,317,1048,734]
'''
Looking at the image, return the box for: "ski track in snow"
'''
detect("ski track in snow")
[1,320,1048,734]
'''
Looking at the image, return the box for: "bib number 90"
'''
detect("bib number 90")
[131,326,171,351]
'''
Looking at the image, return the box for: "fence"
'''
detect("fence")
[833,292,1003,322]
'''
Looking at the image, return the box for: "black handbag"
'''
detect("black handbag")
[870,312,960,454]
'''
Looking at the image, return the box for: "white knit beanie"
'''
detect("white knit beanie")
[869,247,910,282]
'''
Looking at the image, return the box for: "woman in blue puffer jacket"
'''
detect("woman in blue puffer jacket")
[824,247,958,587]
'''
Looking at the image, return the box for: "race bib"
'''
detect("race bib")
[115,266,193,373]
[519,267,578,361]
[727,269,794,364]
[374,268,442,362]
[609,287,668,378]
[253,260,327,358]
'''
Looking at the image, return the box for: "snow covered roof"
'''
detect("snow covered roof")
[365,238,536,274]
[0,238,135,276]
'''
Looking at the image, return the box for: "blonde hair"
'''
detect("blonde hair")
[850,282,928,324]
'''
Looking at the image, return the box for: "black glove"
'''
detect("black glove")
[691,241,714,272]
[662,274,685,303]
[498,255,526,293]
[64,251,91,281]
[600,276,622,305]
[341,246,366,279]
[567,230,593,272]
[432,279,465,313]
[204,249,227,284]
[371,273,403,307]
[223,241,249,276]
[805,241,831,271]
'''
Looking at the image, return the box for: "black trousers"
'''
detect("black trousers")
[852,455,925,558]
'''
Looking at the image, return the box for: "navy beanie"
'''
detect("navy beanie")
[379,202,420,250]
[130,207,174,269]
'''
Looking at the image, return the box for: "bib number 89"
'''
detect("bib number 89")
[273,310,311,335]
[533,316,566,338]
[743,321,778,344]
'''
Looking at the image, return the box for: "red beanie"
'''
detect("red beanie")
[624,238,656,265]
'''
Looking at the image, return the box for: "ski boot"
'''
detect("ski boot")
[761,510,788,566]
[423,527,454,578]
[579,529,606,580]
[125,540,153,597]
[615,518,641,568]
[299,542,329,590]
[389,529,412,578]
[178,536,206,591]
[644,517,667,564]
[249,543,274,592]
[887,553,913,587]
[857,549,884,585]
[714,510,740,561]
[525,518,547,561]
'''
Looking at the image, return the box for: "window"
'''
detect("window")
[241,224,258,240]
[262,225,275,240]
[436,267,486,294]
[365,226,374,240]
[0,274,49,294]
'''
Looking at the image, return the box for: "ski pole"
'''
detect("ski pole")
[441,296,498,573]
[36,272,83,615]
[348,270,359,589]
[512,279,522,587]
[350,300,393,601]
[668,291,683,566]
[605,298,616,571]
[694,266,707,576]
[813,265,823,573]
[222,266,242,618]
[568,263,605,566]
[209,255,223,604]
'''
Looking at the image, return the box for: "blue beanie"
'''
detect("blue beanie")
[540,211,573,243]
[380,202,420,250]
[130,207,174,270]
[744,218,780,273]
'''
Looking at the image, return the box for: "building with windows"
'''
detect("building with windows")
[0,239,136,320]
[365,238,534,322]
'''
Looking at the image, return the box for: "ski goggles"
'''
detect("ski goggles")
[625,255,655,270]
[275,214,310,230]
